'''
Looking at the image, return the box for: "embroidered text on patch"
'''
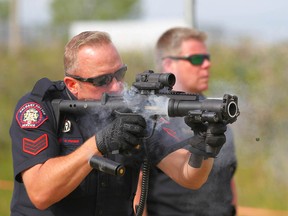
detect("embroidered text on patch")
[16,102,48,129]
[23,134,48,155]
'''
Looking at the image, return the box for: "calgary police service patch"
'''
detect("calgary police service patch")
[16,102,48,129]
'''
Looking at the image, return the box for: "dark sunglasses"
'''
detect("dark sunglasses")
[66,64,127,87]
[164,54,210,66]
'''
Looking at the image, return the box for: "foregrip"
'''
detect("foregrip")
[188,154,204,168]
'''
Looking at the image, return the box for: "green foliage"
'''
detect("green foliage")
[236,154,288,210]
[0,189,12,216]
[0,1,9,20]
[51,0,141,24]
[121,50,155,84]
[207,39,288,211]
[0,46,64,149]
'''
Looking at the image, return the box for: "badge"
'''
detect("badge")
[62,119,72,133]
[23,134,48,155]
[16,102,48,129]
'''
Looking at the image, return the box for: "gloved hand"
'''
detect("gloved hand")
[184,118,207,157]
[95,114,146,155]
[205,123,227,157]
[184,117,227,158]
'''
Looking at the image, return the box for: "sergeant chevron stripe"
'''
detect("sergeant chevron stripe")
[22,134,48,155]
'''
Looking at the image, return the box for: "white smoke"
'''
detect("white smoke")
[122,85,170,131]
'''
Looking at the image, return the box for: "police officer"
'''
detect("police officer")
[10,31,227,216]
[143,27,238,216]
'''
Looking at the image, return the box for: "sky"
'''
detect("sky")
[141,0,288,43]
[18,0,288,44]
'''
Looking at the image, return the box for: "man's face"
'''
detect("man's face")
[65,43,125,100]
[164,39,211,93]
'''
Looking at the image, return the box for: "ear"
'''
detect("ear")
[64,77,79,97]
[162,58,174,72]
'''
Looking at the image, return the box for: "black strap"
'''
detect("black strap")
[31,78,65,99]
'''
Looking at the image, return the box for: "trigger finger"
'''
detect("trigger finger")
[122,133,142,148]
[124,123,145,135]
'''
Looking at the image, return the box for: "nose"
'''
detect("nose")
[202,58,211,69]
[109,78,123,92]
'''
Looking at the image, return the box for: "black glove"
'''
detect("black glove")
[95,114,146,155]
[185,117,227,156]
[184,118,207,157]
[205,123,227,156]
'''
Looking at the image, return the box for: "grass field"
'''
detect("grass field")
[0,148,13,216]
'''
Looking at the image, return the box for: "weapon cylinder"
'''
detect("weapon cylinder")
[56,99,128,114]
[89,155,125,176]
[227,101,238,118]
[168,98,238,122]
[168,99,223,117]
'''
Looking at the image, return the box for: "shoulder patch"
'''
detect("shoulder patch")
[23,134,48,155]
[16,102,48,129]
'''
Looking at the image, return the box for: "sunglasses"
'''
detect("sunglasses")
[165,54,210,66]
[66,64,127,87]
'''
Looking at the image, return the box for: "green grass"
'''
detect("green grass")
[0,147,13,216]
[235,153,288,211]
[0,189,12,216]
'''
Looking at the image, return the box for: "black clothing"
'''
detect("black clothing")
[10,78,140,216]
[10,78,184,216]
[147,118,237,216]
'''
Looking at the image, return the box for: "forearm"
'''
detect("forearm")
[157,149,213,189]
[22,136,100,210]
[184,156,213,189]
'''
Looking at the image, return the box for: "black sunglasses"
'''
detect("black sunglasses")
[164,54,210,66]
[66,64,127,87]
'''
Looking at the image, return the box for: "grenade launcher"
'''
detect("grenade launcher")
[52,70,240,175]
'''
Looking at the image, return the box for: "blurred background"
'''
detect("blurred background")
[1,0,288,215]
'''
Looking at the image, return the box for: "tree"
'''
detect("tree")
[51,0,141,24]
[0,0,9,20]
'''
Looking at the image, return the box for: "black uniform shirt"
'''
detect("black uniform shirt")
[147,118,237,216]
[10,78,141,216]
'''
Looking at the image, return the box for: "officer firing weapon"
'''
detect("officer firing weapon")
[52,70,240,173]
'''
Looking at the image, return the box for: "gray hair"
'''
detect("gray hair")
[64,31,112,74]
